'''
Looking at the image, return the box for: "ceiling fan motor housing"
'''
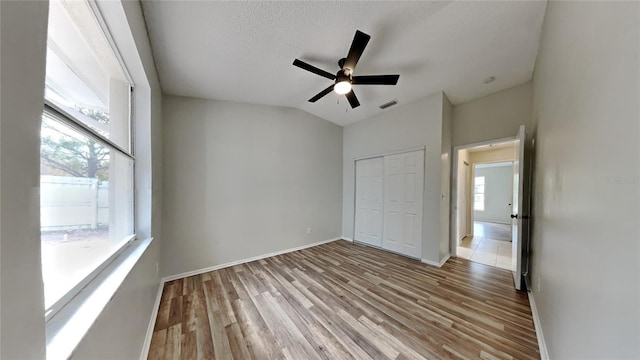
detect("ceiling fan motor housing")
[336,70,351,84]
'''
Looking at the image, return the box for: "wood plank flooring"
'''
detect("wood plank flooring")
[148,240,540,360]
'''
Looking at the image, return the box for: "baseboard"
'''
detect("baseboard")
[528,291,550,360]
[439,254,451,267]
[421,254,450,268]
[342,237,354,242]
[162,236,343,282]
[139,279,164,360]
[476,220,510,225]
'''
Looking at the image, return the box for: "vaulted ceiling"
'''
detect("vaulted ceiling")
[141,1,547,126]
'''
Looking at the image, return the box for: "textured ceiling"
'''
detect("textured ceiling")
[142,1,547,126]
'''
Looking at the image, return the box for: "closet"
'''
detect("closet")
[354,149,424,259]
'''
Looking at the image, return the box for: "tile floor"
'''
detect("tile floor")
[457,222,514,271]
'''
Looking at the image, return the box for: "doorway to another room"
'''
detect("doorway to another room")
[458,221,513,270]
[453,140,518,271]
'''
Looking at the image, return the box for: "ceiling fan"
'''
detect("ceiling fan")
[293,30,399,109]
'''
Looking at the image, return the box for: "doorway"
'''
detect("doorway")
[451,125,528,290]
[458,221,513,270]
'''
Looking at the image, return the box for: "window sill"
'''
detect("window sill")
[45,237,153,360]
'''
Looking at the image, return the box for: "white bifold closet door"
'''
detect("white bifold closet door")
[354,157,384,247]
[382,150,424,258]
[354,150,424,259]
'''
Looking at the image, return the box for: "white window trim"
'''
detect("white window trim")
[46,237,153,360]
[44,102,135,162]
[44,234,135,322]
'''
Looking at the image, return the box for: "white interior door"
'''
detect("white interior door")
[511,125,526,290]
[464,163,471,236]
[457,162,469,244]
[382,150,424,258]
[354,157,384,247]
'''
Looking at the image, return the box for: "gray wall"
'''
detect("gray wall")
[452,81,532,147]
[530,1,639,358]
[342,92,447,263]
[162,96,343,277]
[0,1,163,358]
[473,165,512,224]
[1,2,49,357]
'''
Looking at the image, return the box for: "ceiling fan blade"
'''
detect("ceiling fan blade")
[293,59,336,80]
[345,90,360,108]
[309,84,335,102]
[352,75,400,85]
[343,30,371,72]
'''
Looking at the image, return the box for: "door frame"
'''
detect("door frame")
[450,136,516,258]
[457,160,470,245]
[352,145,427,258]
[353,145,426,162]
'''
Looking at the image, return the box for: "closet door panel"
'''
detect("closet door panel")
[383,150,424,258]
[354,157,384,247]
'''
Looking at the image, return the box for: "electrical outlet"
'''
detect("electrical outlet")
[536,276,541,292]
[307,227,312,235]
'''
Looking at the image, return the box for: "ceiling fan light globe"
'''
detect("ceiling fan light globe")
[334,81,352,95]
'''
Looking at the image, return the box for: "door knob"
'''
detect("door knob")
[510,214,518,219]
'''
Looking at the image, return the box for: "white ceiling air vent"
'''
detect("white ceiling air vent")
[379,99,398,110]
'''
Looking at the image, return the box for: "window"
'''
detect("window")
[474,176,485,211]
[41,0,134,318]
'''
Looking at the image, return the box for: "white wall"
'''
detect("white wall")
[342,92,448,263]
[0,2,49,357]
[530,1,640,358]
[0,1,163,358]
[473,164,513,224]
[162,96,343,277]
[452,81,532,147]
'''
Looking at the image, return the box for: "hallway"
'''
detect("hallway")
[457,222,513,271]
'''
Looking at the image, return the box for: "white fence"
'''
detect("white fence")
[41,175,109,232]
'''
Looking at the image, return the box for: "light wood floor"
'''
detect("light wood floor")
[149,240,539,360]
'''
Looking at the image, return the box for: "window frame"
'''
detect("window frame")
[42,104,137,322]
[41,0,137,323]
